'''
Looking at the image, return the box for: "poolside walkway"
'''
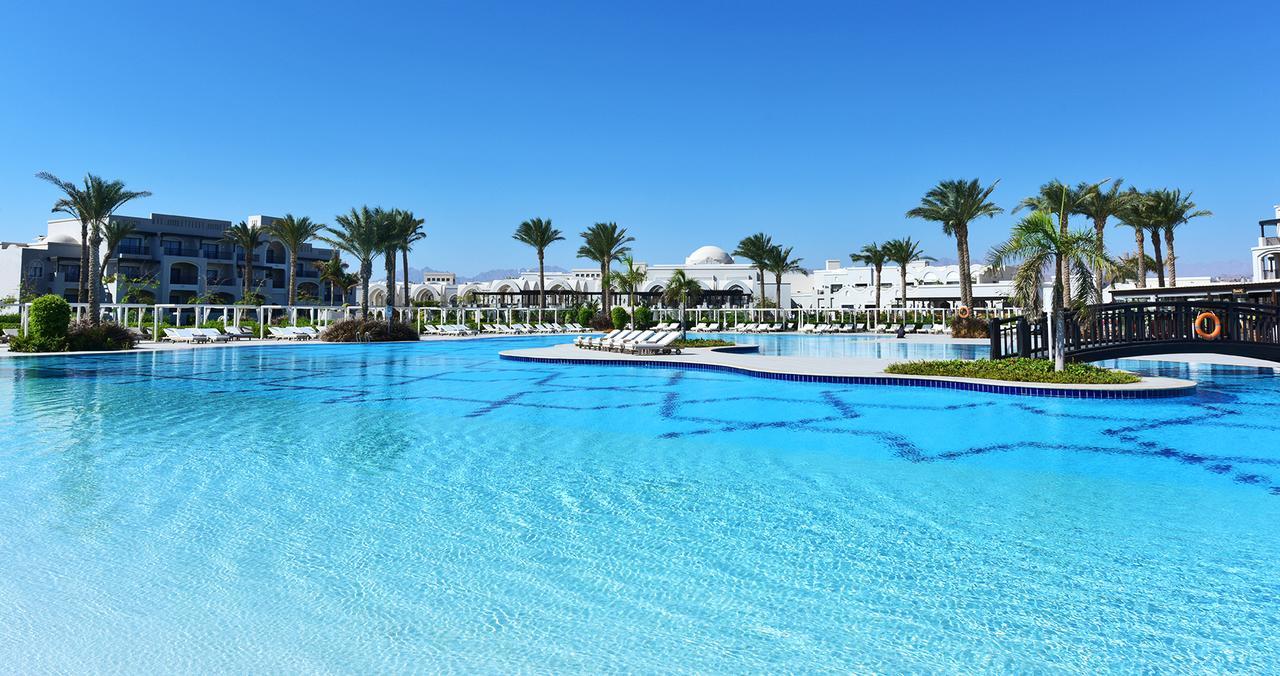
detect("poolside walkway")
[500,342,1198,399]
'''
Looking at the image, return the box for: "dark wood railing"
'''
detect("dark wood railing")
[990,301,1280,362]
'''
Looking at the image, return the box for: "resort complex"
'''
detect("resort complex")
[4,3,1279,672]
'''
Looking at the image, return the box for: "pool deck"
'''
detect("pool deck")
[500,342,1199,399]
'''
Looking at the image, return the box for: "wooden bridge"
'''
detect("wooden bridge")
[989,300,1280,362]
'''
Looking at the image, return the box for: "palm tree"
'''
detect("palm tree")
[614,255,647,307]
[733,233,774,309]
[1145,189,1212,287]
[905,179,1002,309]
[1015,179,1106,302]
[988,211,1119,371]
[881,237,934,309]
[320,206,387,318]
[1117,189,1155,287]
[577,222,634,311]
[264,214,324,306]
[513,218,563,309]
[36,172,151,320]
[222,221,266,301]
[99,219,138,286]
[314,253,349,305]
[1114,252,1158,285]
[661,269,702,329]
[849,242,889,308]
[400,214,427,307]
[1072,179,1135,294]
[764,245,806,322]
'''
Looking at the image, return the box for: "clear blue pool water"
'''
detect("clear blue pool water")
[1,335,1277,672]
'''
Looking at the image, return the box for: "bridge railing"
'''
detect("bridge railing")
[991,300,1280,361]
[989,314,1048,359]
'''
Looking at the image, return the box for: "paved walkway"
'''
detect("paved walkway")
[499,343,1198,399]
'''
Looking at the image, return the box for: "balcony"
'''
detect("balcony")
[202,249,233,260]
[265,254,285,265]
[297,268,319,278]
[236,254,261,264]
[205,277,234,287]
[117,244,151,256]
[169,274,200,285]
[163,246,199,257]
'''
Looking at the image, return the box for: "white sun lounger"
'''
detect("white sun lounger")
[632,331,682,355]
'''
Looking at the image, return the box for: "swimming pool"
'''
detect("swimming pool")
[1,336,1277,672]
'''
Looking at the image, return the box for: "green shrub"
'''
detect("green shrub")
[633,305,653,329]
[576,306,594,327]
[884,358,1139,384]
[674,338,735,348]
[66,321,139,352]
[611,307,630,329]
[28,295,71,341]
[589,312,613,331]
[320,319,418,342]
[950,315,989,338]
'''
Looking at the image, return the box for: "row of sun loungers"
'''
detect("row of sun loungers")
[573,329,683,354]
[160,326,318,343]
[725,323,787,333]
[422,323,588,336]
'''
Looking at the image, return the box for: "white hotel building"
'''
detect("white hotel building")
[369,244,1014,311]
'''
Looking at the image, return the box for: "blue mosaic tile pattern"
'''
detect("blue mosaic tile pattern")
[0,336,1277,672]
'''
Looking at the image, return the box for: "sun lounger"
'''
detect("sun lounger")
[605,330,647,351]
[632,331,682,355]
[194,328,231,342]
[223,326,253,340]
[798,323,816,333]
[579,329,620,348]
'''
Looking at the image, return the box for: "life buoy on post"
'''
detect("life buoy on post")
[1193,311,1221,340]
[956,306,972,320]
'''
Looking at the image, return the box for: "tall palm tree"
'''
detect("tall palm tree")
[1145,189,1212,287]
[988,211,1118,371]
[99,219,138,284]
[36,172,151,320]
[733,233,774,309]
[1072,179,1134,293]
[321,206,387,318]
[1114,252,1158,285]
[314,253,349,305]
[764,245,806,319]
[1015,179,1105,302]
[850,242,889,308]
[614,255,647,307]
[661,268,702,329]
[512,218,563,309]
[264,213,324,306]
[222,221,266,301]
[400,214,427,307]
[1117,189,1155,287]
[577,222,634,311]
[881,237,934,309]
[905,179,1002,309]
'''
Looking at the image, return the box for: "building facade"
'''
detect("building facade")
[0,213,336,305]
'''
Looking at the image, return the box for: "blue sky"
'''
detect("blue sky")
[1,1,1276,276]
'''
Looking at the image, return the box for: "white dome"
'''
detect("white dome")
[685,245,734,266]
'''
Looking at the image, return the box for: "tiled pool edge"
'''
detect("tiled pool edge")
[499,352,1196,400]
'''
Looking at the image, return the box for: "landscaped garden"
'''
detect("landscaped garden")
[885,357,1140,384]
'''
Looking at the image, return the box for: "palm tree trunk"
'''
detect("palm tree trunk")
[757,267,764,309]
[1094,216,1107,294]
[287,251,298,305]
[88,229,102,324]
[600,263,609,311]
[874,265,882,308]
[402,248,411,307]
[956,225,973,308]
[1149,229,1165,287]
[538,251,546,309]
[775,273,782,322]
[384,252,395,327]
[1134,228,1147,288]
[900,265,908,309]
[360,261,371,318]
[1058,213,1071,304]
[79,221,90,303]
[243,253,253,300]
[1052,271,1066,371]
[1164,228,1177,287]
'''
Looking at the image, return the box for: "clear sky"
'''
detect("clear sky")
[1,1,1276,277]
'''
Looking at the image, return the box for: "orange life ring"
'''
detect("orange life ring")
[956,306,972,319]
[1193,312,1221,340]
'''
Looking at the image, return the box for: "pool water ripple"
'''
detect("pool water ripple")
[0,335,1277,672]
